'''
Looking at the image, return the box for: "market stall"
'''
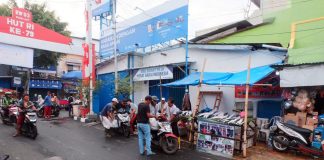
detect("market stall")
[163,61,279,158]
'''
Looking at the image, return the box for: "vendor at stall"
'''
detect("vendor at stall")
[162,97,180,122]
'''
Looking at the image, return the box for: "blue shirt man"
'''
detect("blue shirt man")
[101,98,118,117]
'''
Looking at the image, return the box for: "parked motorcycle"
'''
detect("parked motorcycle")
[0,104,18,125]
[270,115,324,158]
[150,117,179,155]
[19,108,38,139]
[36,104,60,118]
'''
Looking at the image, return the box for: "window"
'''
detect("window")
[67,64,80,72]
[67,65,74,72]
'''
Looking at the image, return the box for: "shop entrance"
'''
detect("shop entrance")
[149,66,186,109]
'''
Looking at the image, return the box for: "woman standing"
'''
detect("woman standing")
[44,91,52,119]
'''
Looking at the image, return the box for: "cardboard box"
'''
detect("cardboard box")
[302,125,315,131]
[297,112,307,127]
[284,114,298,126]
[306,117,318,126]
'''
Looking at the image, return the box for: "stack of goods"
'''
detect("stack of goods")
[284,111,318,130]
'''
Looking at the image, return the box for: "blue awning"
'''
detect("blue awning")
[61,71,82,80]
[162,64,276,86]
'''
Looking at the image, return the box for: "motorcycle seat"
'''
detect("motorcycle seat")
[284,123,312,136]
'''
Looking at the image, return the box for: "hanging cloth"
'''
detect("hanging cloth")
[182,93,191,111]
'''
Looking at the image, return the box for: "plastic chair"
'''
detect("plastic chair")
[259,116,282,142]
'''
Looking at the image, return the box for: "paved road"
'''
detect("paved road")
[0,112,226,160]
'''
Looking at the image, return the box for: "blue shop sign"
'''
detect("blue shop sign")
[29,79,62,89]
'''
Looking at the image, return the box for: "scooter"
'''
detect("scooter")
[0,154,9,160]
[36,104,60,118]
[18,108,38,139]
[270,115,324,158]
[150,117,179,155]
[0,104,18,125]
[115,112,131,138]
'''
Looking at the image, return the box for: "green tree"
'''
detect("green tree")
[0,0,71,68]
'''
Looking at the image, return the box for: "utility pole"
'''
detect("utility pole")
[113,0,118,94]
[86,0,94,115]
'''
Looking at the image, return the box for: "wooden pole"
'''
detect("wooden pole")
[189,58,207,143]
[243,55,252,157]
[159,76,163,100]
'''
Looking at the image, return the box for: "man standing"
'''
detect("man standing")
[137,96,156,156]
[68,94,74,117]
[150,96,158,115]
[127,99,137,134]
[100,98,118,137]
[162,98,180,122]
[43,91,52,120]
[162,98,180,136]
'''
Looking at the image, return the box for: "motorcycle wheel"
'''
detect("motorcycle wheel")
[272,135,289,152]
[122,125,130,138]
[36,109,44,118]
[160,136,178,155]
[54,111,60,117]
[0,114,8,125]
[30,125,38,140]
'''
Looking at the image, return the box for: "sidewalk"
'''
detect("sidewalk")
[234,143,312,160]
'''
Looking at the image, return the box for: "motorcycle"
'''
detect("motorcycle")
[103,112,131,138]
[150,117,179,155]
[19,108,38,139]
[270,115,324,158]
[36,104,60,118]
[0,154,9,160]
[0,104,18,125]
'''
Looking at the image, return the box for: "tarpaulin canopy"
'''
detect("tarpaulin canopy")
[61,71,82,80]
[162,72,232,86]
[162,64,275,86]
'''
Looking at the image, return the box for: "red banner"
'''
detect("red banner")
[82,43,96,86]
[0,8,71,45]
[235,75,281,98]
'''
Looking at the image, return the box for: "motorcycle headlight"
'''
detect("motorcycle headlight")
[270,126,278,132]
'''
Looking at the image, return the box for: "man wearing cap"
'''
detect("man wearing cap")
[100,98,119,137]
[150,96,159,116]
[156,97,167,114]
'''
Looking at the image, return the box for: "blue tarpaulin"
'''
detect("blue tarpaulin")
[61,71,82,80]
[162,64,275,86]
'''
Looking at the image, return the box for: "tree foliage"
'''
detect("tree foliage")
[0,0,71,68]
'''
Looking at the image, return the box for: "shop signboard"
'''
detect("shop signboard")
[12,77,21,87]
[29,79,62,89]
[100,0,188,57]
[133,66,173,81]
[92,0,111,17]
[0,43,33,68]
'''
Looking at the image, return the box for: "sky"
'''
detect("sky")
[0,0,257,39]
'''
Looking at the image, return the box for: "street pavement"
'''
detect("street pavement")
[0,111,225,160]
